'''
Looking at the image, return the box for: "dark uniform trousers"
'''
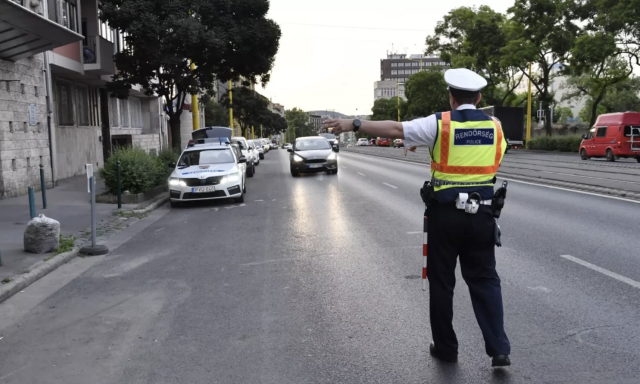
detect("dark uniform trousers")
[428,202,510,358]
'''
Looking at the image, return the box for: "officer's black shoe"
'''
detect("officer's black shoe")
[491,354,511,367]
[429,342,458,363]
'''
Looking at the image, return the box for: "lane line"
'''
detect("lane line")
[255,199,264,202]
[342,166,347,168]
[407,231,422,234]
[383,182,398,189]
[341,152,640,205]
[561,255,640,289]
[357,172,366,176]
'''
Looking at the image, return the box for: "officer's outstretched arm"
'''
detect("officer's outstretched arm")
[323,119,404,139]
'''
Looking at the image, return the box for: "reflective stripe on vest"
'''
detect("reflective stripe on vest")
[430,111,504,189]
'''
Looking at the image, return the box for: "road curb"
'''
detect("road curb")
[0,194,169,305]
[0,248,79,305]
[343,149,640,202]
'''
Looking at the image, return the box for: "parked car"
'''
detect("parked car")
[376,137,391,146]
[356,138,369,146]
[168,139,247,207]
[252,140,265,159]
[393,139,404,148]
[284,143,293,150]
[231,137,255,177]
[369,139,376,146]
[248,140,260,166]
[288,137,339,176]
[580,112,640,162]
[261,139,270,152]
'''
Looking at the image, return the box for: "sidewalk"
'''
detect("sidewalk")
[0,175,136,281]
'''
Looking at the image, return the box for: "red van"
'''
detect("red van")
[376,137,391,147]
[579,112,640,162]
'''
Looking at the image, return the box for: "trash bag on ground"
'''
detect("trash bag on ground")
[24,214,60,254]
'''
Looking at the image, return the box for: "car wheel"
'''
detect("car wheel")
[235,193,244,203]
[243,181,247,193]
[259,154,264,160]
[637,157,640,163]
[247,164,254,177]
[606,148,615,162]
[580,148,590,160]
[170,200,181,208]
[291,168,300,177]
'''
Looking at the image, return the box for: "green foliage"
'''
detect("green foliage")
[99,147,165,195]
[425,6,523,106]
[528,135,583,152]
[371,97,406,121]
[204,101,229,127]
[260,112,288,137]
[221,87,271,137]
[405,71,450,118]
[56,234,76,254]
[285,108,315,138]
[554,107,574,124]
[100,0,281,149]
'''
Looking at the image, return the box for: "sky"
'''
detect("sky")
[255,0,515,116]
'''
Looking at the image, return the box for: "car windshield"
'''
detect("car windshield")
[178,149,235,167]
[321,134,336,140]
[296,139,331,151]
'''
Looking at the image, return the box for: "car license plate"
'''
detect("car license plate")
[192,186,215,193]
[308,164,323,168]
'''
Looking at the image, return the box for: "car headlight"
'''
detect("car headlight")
[169,178,186,187]
[327,152,337,160]
[226,172,241,183]
[293,154,303,162]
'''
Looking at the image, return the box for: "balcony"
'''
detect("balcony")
[83,35,115,75]
[0,0,83,61]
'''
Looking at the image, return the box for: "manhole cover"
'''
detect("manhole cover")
[404,275,421,280]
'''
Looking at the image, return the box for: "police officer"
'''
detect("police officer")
[323,68,511,367]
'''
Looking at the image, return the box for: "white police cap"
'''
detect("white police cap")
[444,68,487,92]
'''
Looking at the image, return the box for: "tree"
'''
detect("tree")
[371,97,406,121]
[425,6,523,106]
[221,87,271,137]
[404,70,450,118]
[502,0,580,135]
[204,100,229,127]
[260,112,288,137]
[100,0,281,149]
[578,76,640,123]
[285,108,314,139]
[553,106,574,124]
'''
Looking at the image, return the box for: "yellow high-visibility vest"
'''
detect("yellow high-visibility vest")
[431,111,507,191]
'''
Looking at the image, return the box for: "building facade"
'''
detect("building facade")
[374,80,405,101]
[374,53,448,102]
[0,0,169,198]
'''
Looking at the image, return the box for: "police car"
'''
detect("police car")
[168,138,247,207]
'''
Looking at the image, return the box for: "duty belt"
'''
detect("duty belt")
[430,177,495,188]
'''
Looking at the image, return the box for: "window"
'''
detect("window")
[413,62,419,67]
[412,69,418,74]
[56,81,74,126]
[391,70,397,75]
[398,63,405,67]
[109,97,119,127]
[129,97,143,128]
[76,85,89,126]
[54,0,79,32]
[391,63,397,67]
[100,21,114,42]
[119,99,130,127]
[596,127,607,137]
[624,126,640,136]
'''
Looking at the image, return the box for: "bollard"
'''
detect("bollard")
[79,176,109,256]
[40,164,47,209]
[116,160,122,209]
[28,187,36,219]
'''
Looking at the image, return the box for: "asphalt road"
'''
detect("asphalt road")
[1,149,640,384]
[345,146,640,194]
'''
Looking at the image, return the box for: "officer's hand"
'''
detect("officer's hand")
[323,119,353,135]
[404,146,417,156]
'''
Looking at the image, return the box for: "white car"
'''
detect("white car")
[357,138,369,146]
[168,139,247,207]
[248,141,260,165]
[252,140,265,159]
[283,143,293,150]
[231,137,255,177]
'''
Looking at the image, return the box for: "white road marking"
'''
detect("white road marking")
[407,231,422,234]
[500,177,640,205]
[241,257,305,266]
[342,166,347,168]
[527,286,552,293]
[561,255,640,289]
[383,182,398,189]
[255,199,264,202]
[357,172,366,176]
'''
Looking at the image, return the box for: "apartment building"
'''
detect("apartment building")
[0,0,169,198]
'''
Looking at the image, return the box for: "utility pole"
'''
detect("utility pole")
[191,62,199,130]
[228,80,233,132]
[526,62,532,149]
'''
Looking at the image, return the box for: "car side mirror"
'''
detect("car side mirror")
[581,134,586,139]
[332,145,339,152]
[168,162,176,168]
[238,157,247,163]
[287,148,293,153]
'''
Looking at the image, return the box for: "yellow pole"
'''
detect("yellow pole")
[526,62,532,149]
[397,81,400,122]
[251,126,255,140]
[250,82,254,139]
[191,62,199,130]
[228,80,233,131]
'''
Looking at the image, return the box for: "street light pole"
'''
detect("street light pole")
[228,80,233,132]
[526,62,533,149]
[397,81,401,122]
